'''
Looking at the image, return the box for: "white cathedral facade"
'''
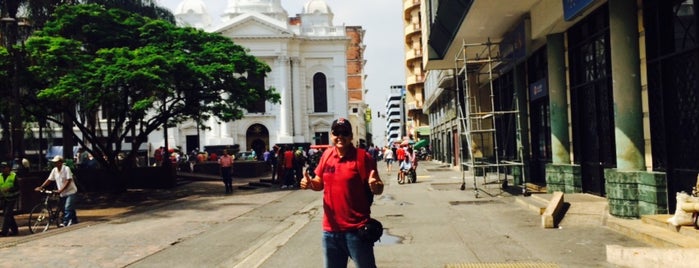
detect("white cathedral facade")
[158,0,350,155]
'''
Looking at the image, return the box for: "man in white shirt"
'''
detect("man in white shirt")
[36,156,79,226]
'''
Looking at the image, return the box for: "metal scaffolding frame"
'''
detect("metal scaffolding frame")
[455,39,526,198]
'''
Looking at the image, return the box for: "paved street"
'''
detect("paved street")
[0,161,647,267]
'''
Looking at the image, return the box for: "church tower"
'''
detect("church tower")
[173,0,212,29]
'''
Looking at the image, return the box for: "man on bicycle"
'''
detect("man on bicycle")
[36,156,79,227]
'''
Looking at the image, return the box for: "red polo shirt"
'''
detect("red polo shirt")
[314,147,376,232]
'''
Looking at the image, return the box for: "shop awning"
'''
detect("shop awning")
[416,126,430,136]
[413,139,429,150]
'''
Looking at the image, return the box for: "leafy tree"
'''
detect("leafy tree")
[1,0,175,160]
[25,4,280,171]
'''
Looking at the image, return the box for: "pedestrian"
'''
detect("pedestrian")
[154,146,164,166]
[268,146,279,182]
[307,147,321,177]
[282,145,295,189]
[0,162,19,236]
[300,117,384,268]
[35,156,79,227]
[219,149,235,194]
[293,147,306,187]
[189,148,199,172]
[383,146,394,172]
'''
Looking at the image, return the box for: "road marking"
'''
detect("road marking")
[223,200,321,268]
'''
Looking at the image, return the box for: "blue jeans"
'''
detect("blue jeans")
[62,194,78,225]
[323,231,376,268]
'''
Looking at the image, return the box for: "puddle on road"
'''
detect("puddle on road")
[376,229,404,245]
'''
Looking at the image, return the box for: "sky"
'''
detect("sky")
[157,0,406,147]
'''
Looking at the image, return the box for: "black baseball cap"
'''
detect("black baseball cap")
[331,118,352,134]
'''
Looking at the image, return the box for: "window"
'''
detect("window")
[246,72,266,113]
[313,73,328,112]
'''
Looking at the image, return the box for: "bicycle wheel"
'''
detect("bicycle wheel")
[28,204,51,234]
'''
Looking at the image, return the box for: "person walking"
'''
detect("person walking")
[219,150,235,194]
[0,162,19,236]
[300,117,384,268]
[36,156,79,227]
[383,146,394,173]
[267,146,279,183]
[293,147,306,187]
[282,146,295,189]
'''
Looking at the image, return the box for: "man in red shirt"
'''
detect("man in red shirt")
[218,150,234,194]
[301,118,384,268]
[282,146,295,188]
[396,145,405,162]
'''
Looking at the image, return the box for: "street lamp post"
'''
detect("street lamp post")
[1,13,31,165]
[1,15,19,162]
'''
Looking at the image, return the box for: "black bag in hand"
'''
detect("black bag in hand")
[357,218,383,243]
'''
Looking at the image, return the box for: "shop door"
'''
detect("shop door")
[568,5,615,196]
[574,82,615,196]
[529,100,549,185]
[644,0,699,211]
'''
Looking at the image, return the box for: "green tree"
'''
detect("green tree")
[1,0,175,161]
[25,4,280,171]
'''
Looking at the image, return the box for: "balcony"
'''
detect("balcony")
[406,74,425,86]
[403,0,420,13]
[404,23,421,37]
[438,69,455,88]
[405,48,422,62]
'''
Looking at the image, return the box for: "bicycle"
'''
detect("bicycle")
[28,189,63,233]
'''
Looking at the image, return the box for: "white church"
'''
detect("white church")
[160,0,353,155]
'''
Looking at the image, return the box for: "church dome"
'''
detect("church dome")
[175,0,208,16]
[223,0,288,22]
[174,0,211,29]
[303,0,332,14]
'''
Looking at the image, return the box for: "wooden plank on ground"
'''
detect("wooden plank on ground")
[542,191,564,228]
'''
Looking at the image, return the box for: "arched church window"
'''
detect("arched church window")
[313,72,328,112]
[246,72,266,113]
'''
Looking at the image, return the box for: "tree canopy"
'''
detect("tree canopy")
[24,4,280,170]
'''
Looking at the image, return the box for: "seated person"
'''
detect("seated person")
[398,157,412,182]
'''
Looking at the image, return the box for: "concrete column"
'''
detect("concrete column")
[290,58,304,141]
[609,0,645,170]
[276,56,292,141]
[547,33,571,164]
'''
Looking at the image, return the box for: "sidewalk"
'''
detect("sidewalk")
[2,173,274,244]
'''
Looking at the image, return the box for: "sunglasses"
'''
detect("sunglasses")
[332,130,352,137]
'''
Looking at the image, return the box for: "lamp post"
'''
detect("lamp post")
[1,10,31,164]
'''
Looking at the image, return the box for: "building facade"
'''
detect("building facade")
[386,85,405,145]
[346,26,370,147]
[403,0,430,143]
[170,0,353,156]
[422,0,698,217]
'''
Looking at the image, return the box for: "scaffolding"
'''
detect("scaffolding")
[455,39,526,198]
